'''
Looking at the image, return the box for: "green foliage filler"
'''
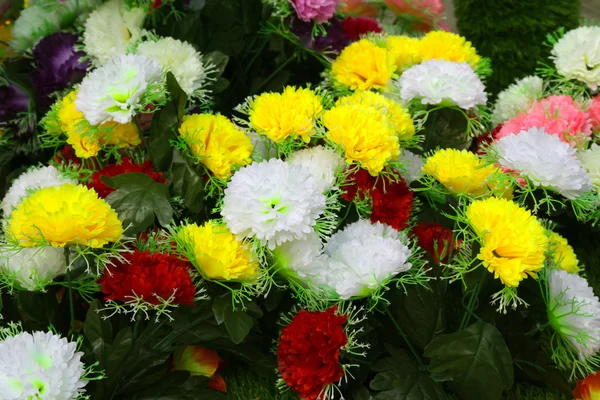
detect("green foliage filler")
[454,0,581,95]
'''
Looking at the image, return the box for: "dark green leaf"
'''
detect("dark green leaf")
[17,290,60,329]
[421,108,472,152]
[224,306,253,344]
[264,288,284,312]
[149,103,178,172]
[212,298,228,325]
[352,385,372,400]
[170,150,205,213]
[204,51,229,78]
[128,373,217,400]
[186,0,206,11]
[166,72,188,121]
[84,300,113,366]
[107,328,133,377]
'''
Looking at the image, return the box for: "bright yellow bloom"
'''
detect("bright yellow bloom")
[7,183,123,248]
[336,91,415,141]
[177,221,258,281]
[322,103,399,175]
[100,121,141,148]
[548,232,579,273]
[179,113,253,179]
[331,39,396,91]
[419,31,481,68]
[248,86,323,143]
[386,35,421,72]
[466,197,548,287]
[422,149,510,197]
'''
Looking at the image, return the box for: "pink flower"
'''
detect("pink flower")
[338,0,378,17]
[290,0,339,23]
[588,96,600,132]
[384,0,446,31]
[497,95,592,147]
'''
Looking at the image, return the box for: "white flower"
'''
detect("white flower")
[313,220,413,299]
[397,60,487,109]
[579,143,600,187]
[2,166,76,218]
[548,270,600,360]
[0,246,66,291]
[394,149,423,184]
[83,0,146,63]
[551,26,600,91]
[75,54,163,125]
[221,159,326,250]
[10,6,61,52]
[496,127,592,199]
[0,330,87,399]
[136,37,211,98]
[288,146,345,193]
[272,230,324,280]
[491,76,544,126]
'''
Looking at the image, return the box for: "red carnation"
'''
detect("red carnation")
[88,157,167,198]
[277,306,348,400]
[343,169,414,231]
[99,249,195,306]
[472,124,502,155]
[411,222,458,263]
[340,17,382,41]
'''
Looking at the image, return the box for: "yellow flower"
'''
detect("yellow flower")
[100,121,141,148]
[422,149,510,197]
[179,113,253,179]
[322,103,399,175]
[548,232,579,273]
[386,35,421,72]
[331,39,396,91]
[177,221,258,281]
[419,31,481,68]
[248,86,323,143]
[336,91,415,141]
[466,197,548,287]
[7,183,123,248]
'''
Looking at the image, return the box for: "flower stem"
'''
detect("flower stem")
[384,306,426,370]
[65,247,75,336]
[254,55,295,94]
[459,271,486,330]
[526,323,550,337]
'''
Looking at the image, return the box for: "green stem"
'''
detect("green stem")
[384,307,426,370]
[526,323,550,337]
[65,247,75,336]
[459,272,486,330]
[132,314,143,340]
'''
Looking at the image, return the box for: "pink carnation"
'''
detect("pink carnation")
[497,95,592,147]
[290,0,339,23]
[384,0,446,31]
[588,96,600,132]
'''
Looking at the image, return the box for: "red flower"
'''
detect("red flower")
[277,306,348,400]
[411,222,457,263]
[574,371,600,400]
[343,169,414,231]
[88,157,167,198]
[99,249,195,306]
[172,345,227,393]
[472,124,502,155]
[340,17,382,41]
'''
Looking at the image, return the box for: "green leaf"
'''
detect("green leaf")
[166,72,188,121]
[224,306,253,344]
[422,108,472,152]
[212,298,228,325]
[104,172,173,235]
[149,103,178,172]
[204,51,229,78]
[170,150,205,213]
[424,321,514,400]
[84,300,113,366]
[18,290,60,330]
[107,328,133,377]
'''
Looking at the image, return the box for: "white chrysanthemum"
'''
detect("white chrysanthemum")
[136,37,211,98]
[221,159,326,250]
[2,166,76,218]
[548,270,600,360]
[272,230,324,281]
[83,0,146,63]
[496,127,592,199]
[579,143,600,187]
[491,76,544,126]
[394,149,423,184]
[288,146,345,193]
[10,6,61,52]
[313,220,412,299]
[0,330,87,399]
[0,246,66,291]
[75,54,163,125]
[551,26,600,91]
[397,60,487,109]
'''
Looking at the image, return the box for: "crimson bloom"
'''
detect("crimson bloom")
[99,250,195,306]
[574,371,600,400]
[88,157,167,198]
[277,306,348,400]
[411,222,457,263]
[340,16,382,41]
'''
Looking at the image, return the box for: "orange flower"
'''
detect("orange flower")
[575,371,600,400]
[172,345,227,392]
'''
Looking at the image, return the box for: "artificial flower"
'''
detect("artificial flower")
[579,144,600,187]
[491,76,544,127]
[340,16,382,41]
[289,0,338,23]
[418,30,481,67]
[173,346,226,392]
[574,371,600,400]
[7,183,123,248]
[0,81,32,137]
[588,96,600,132]
[88,157,166,198]
[272,231,324,281]
[288,146,345,193]
[0,246,66,291]
[386,35,422,72]
[178,113,253,178]
[338,0,378,17]
[384,0,445,31]
[398,60,486,109]
[548,232,579,274]
[291,17,350,53]
[412,222,457,264]
[9,5,61,52]
[221,159,326,249]
[395,149,424,184]
[551,26,600,91]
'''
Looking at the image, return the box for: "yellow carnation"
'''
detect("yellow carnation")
[248,86,323,143]
[331,39,396,91]
[100,121,141,148]
[179,113,253,179]
[7,183,123,248]
[177,221,258,281]
[548,232,579,273]
[466,197,548,287]
[322,103,399,175]
[422,149,510,197]
[419,31,481,68]
[336,91,415,141]
[386,35,421,72]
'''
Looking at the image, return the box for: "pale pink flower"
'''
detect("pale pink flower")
[384,0,445,31]
[588,96,600,132]
[290,0,339,23]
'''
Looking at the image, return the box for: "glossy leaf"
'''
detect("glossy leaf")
[169,150,205,213]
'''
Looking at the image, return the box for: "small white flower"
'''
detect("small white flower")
[272,230,324,280]
[288,146,345,193]
[221,158,326,250]
[496,127,592,199]
[491,76,544,126]
[579,143,600,187]
[10,6,61,52]
[548,269,600,360]
[0,330,87,399]
[83,0,146,63]
[551,26,600,91]
[0,246,66,291]
[313,220,412,299]
[2,166,76,218]
[75,54,163,125]
[394,149,423,184]
[397,59,487,109]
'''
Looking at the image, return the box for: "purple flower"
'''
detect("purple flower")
[0,81,34,139]
[289,0,339,23]
[31,32,88,109]
[291,18,350,54]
